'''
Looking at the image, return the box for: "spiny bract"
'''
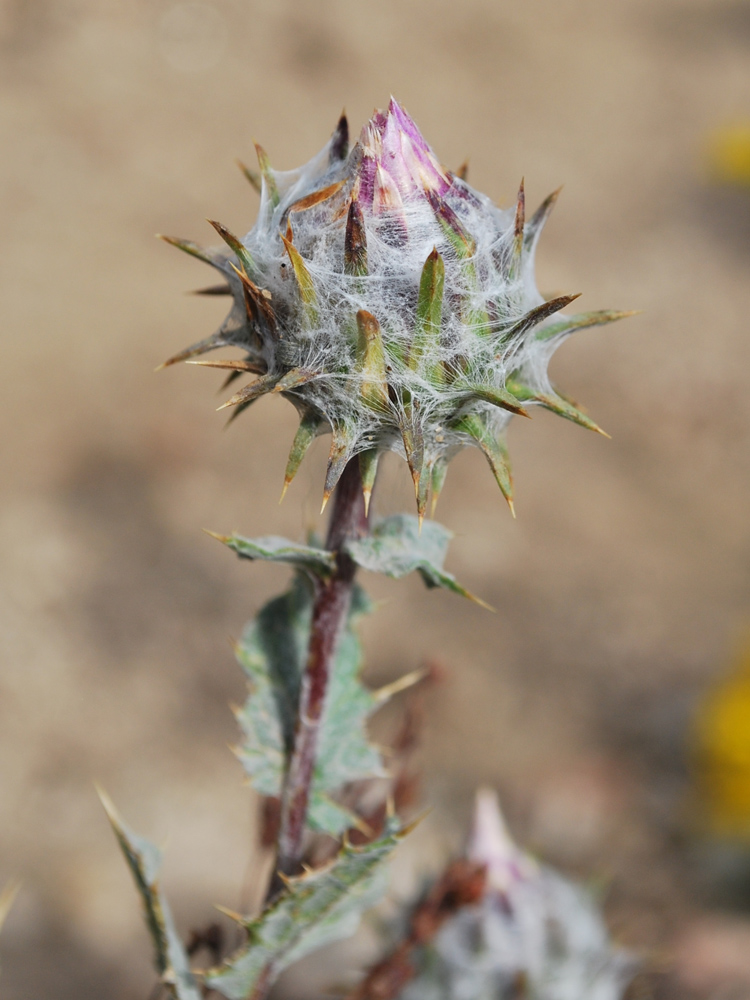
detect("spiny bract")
[161,98,631,519]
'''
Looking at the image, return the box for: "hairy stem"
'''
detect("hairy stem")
[273,458,369,883]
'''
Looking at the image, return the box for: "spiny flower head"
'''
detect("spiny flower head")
[160,99,632,519]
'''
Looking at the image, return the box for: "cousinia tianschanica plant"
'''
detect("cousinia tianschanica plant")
[101,99,634,1000]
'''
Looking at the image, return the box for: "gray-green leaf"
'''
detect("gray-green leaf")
[234,576,387,835]
[209,532,336,577]
[206,821,404,1000]
[345,515,491,609]
[98,791,202,1000]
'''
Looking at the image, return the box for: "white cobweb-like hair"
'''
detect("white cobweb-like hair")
[159,99,633,519]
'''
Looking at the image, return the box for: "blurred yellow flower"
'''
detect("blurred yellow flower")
[694,642,750,837]
[707,125,750,185]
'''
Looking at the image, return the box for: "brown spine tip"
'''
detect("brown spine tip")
[330,110,349,163]
[345,199,368,276]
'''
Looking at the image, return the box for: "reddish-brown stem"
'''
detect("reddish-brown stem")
[272,458,369,885]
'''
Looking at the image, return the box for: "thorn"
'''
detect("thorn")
[236,158,261,194]
[330,109,349,162]
[189,283,232,296]
[399,808,431,838]
[185,359,259,372]
[95,784,120,827]
[455,160,469,181]
[213,904,245,924]
[320,493,330,515]
[202,528,230,544]
[373,667,428,703]
[279,481,289,504]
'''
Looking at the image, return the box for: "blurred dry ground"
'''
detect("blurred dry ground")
[2,0,750,997]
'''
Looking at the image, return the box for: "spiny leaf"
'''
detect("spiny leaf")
[356,310,389,410]
[282,410,321,501]
[190,283,232,296]
[236,158,262,194]
[330,110,349,163]
[220,369,244,392]
[218,372,280,411]
[273,367,321,394]
[206,531,336,577]
[186,357,265,374]
[285,180,345,217]
[280,233,318,324]
[398,407,425,507]
[538,392,609,436]
[410,249,445,384]
[500,294,581,345]
[359,448,380,516]
[205,821,405,1000]
[534,309,639,343]
[233,576,390,834]
[426,189,476,258]
[508,178,525,281]
[458,383,529,418]
[345,199,368,277]
[157,234,223,269]
[255,141,280,208]
[345,515,491,609]
[223,395,260,428]
[98,791,202,1000]
[322,425,355,512]
[156,332,225,371]
[455,413,514,515]
[228,262,277,333]
[207,219,256,277]
[507,379,609,437]
[524,186,562,254]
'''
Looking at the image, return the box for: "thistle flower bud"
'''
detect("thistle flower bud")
[397,790,635,1000]
[163,99,633,515]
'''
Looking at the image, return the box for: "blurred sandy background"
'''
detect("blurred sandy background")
[2,0,750,996]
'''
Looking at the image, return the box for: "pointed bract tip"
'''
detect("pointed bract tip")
[468,591,497,613]
[236,158,261,193]
[399,808,431,838]
[507,498,516,518]
[95,784,120,826]
[279,480,290,504]
[202,528,230,544]
[214,904,245,925]
[362,487,372,517]
[320,493,330,515]
[373,666,427,703]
